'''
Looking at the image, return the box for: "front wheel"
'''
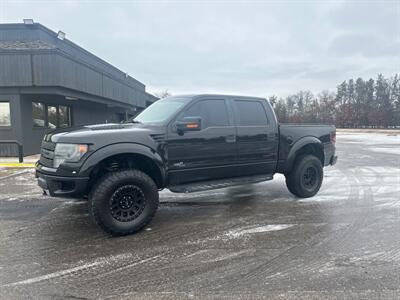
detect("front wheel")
[285,155,323,198]
[89,169,159,236]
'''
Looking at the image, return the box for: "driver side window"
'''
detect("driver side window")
[181,99,229,129]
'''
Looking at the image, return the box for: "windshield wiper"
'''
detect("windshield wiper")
[131,119,142,124]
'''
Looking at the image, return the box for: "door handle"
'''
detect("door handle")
[225,134,236,143]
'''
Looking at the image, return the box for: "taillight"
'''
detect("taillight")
[330,131,336,144]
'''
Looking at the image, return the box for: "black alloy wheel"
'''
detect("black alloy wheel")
[302,166,318,189]
[109,185,146,222]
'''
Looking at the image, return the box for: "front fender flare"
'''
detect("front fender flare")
[79,143,166,184]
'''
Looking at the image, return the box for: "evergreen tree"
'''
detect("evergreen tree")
[375,74,391,126]
[347,79,355,105]
[335,81,347,127]
[389,74,400,126]
[336,81,347,106]
[365,78,375,125]
[355,78,366,127]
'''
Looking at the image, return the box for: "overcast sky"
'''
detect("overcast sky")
[1,0,399,97]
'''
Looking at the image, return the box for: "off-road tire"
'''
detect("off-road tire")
[89,169,159,236]
[285,155,323,198]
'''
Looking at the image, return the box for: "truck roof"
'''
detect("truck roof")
[166,94,267,101]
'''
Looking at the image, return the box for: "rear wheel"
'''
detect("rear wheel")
[285,155,323,198]
[89,169,159,236]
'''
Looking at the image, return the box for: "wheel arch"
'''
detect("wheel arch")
[80,143,166,188]
[284,136,324,174]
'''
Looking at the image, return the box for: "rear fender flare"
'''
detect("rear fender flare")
[284,136,324,173]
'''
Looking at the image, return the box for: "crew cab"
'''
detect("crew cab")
[36,94,337,235]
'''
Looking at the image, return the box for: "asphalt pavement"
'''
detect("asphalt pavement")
[0,131,399,299]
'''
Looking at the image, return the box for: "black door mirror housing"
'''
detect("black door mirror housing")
[176,117,202,134]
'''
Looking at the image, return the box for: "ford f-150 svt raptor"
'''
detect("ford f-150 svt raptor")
[36,94,337,235]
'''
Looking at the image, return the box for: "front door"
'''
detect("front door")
[167,98,237,185]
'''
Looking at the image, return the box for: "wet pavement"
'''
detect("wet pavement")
[0,131,399,299]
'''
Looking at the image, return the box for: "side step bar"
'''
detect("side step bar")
[168,174,273,193]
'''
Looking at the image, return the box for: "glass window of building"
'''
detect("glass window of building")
[0,102,11,126]
[47,105,58,129]
[59,106,71,128]
[32,102,45,128]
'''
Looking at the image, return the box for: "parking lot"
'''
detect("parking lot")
[0,131,399,299]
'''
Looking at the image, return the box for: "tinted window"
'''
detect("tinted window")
[32,102,45,128]
[182,99,229,128]
[47,105,57,128]
[59,105,71,128]
[234,100,268,126]
[134,98,187,124]
[0,102,11,126]
[32,102,72,128]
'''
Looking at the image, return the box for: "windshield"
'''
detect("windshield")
[133,98,187,124]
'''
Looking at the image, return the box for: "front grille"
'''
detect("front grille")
[40,141,56,167]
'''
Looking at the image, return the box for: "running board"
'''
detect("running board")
[168,174,273,193]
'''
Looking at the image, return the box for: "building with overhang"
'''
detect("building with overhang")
[0,21,157,156]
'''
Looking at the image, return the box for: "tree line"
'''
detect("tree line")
[269,74,400,128]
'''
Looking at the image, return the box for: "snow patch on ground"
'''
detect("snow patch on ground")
[6,261,104,286]
[0,192,51,201]
[183,249,249,263]
[338,132,400,145]
[369,147,400,155]
[3,252,160,286]
[301,169,352,203]
[202,250,249,263]
[226,224,295,238]
[302,165,400,209]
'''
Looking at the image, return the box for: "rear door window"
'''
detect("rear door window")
[234,100,268,126]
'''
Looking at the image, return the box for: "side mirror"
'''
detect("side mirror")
[176,117,202,134]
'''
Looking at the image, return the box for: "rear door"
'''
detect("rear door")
[232,99,278,176]
[167,98,237,184]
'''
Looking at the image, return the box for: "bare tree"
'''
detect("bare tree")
[154,90,172,99]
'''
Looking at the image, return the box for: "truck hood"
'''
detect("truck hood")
[44,123,165,148]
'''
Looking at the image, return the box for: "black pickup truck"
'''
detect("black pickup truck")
[36,94,337,235]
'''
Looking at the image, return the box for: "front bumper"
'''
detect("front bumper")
[36,170,89,197]
[330,155,338,166]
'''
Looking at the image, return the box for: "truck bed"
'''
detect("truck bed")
[277,124,336,172]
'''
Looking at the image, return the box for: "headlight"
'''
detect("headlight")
[53,143,88,168]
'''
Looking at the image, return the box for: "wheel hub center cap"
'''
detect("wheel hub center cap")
[120,196,133,209]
